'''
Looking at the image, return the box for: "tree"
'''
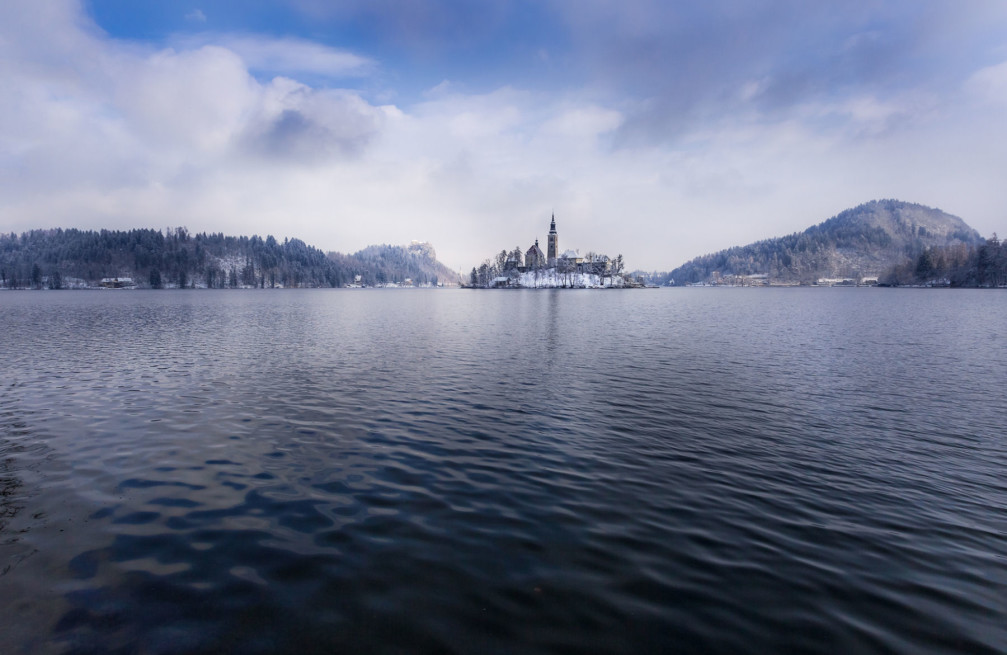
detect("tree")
[477,261,491,287]
[977,240,996,287]
[915,248,935,280]
[241,259,256,287]
[994,234,1007,287]
[509,246,523,268]
[149,268,162,289]
[47,270,63,290]
[31,262,42,289]
[553,255,573,286]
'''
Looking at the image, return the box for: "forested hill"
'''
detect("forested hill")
[667,200,983,285]
[328,241,460,287]
[0,228,460,289]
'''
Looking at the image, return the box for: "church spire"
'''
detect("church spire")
[547,212,558,263]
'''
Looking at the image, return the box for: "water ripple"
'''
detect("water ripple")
[0,289,1005,653]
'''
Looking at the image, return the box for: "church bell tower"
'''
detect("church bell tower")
[547,213,558,264]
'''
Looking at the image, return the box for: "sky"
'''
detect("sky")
[2,1,1007,271]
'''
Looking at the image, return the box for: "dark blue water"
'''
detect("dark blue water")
[1,288,1005,654]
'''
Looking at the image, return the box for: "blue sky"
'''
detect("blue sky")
[87,0,571,95]
[3,1,1007,270]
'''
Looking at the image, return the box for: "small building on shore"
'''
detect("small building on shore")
[100,277,134,289]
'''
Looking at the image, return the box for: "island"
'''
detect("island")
[466,215,638,288]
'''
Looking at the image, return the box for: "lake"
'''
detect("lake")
[1,288,1005,654]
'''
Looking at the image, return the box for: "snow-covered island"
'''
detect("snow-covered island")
[466,214,638,289]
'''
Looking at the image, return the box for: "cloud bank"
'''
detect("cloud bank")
[2,0,1006,270]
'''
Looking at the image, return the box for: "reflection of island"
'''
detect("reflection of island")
[468,214,634,288]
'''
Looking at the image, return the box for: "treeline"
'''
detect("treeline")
[666,200,982,285]
[880,235,1007,287]
[0,228,341,289]
[469,246,528,287]
[0,228,459,289]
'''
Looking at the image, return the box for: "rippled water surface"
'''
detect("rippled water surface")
[2,288,1006,654]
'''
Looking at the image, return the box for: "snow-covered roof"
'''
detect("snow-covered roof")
[561,249,579,259]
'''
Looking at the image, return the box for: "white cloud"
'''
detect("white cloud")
[540,107,623,139]
[175,34,375,78]
[241,78,388,160]
[794,91,938,139]
[185,9,207,23]
[112,45,258,153]
[965,60,1007,105]
[0,3,387,233]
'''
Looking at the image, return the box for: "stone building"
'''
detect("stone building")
[525,240,546,269]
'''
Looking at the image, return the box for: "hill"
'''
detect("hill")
[667,200,983,285]
[328,241,460,287]
[0,228,460,289]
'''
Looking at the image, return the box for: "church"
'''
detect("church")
[479,213,624,288]
[516,214,609,274]
[522,213,558,269]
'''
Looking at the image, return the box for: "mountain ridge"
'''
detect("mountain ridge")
[667,200,983,285]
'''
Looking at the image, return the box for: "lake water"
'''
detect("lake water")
[1,288,1006,654]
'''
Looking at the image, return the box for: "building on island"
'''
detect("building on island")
[560,249,583,265]
[525,240,546,269]
[518,216,613,276]
[469,213,628,288]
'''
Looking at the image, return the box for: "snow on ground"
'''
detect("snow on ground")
[515,270,625,288]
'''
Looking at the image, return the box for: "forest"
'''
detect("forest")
[0,228,459,289]
[880,235,1007,287]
